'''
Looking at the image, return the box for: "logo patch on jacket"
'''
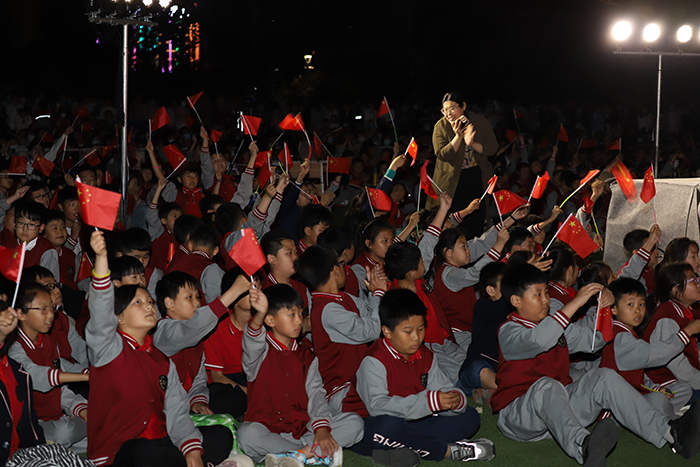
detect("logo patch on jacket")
[557,335,567,348]
[52,359,61,370]
[422,282,433,294]
[420,374,428,388]
[68,266,75,276]
[159,375,168,391]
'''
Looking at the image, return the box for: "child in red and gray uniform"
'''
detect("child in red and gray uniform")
[85,230,211,467]
[618,225,661,294]
[238,284,363,466]
[145,178,182,272]
[13,201,59,281]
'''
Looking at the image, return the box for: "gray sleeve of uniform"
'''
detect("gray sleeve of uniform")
[651,318,700,388]
[425,356,467,416]
[549,298,565,315]
[66,319,89,367]
[153,301,225,357]
[60,357,88,374]
[232,168,254,209]
[161,181,177,203]
[60,385,88,418]
[247,206,269,239]
[418,225,441,267]
[40,249,60,282]
[499,311,570,360]
[564,306,605,353]
[0,194,9,228]
[241,324,269,382]
[349,264,369,300]
[85,277,124,367]
[146,203,164,240]
[575,205,589,230]
[614,331,687,371]
[200,148,215,190]
[618,250,648,280]
[263,193,283,233]
[201,264,224,305]
[305,357,332,429]
[148,268,163,299]
[8,344,56,393]
[189,354,210,407]
[164,359,204,456]
[467,225,498,260]
[322,294,382,345]
[442,253,496,292]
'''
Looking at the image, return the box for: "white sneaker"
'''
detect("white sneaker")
[449,438,496,462]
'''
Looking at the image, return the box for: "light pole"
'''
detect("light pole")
[611,21,700,177]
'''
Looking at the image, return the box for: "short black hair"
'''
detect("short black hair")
[623,229,650,257]
[501,262,548,309]
[215,202,246,235]
[220,266,255,309]
[77,166,97,179]
[264,283,304,317]
[14,200,46,224]
[261,230,295,257]
[296,245,338,290]
[508,250,534,266]
[24,179,47,194]
[15,282,50,315]
[608,278,647,309]
[189,225,220,251]
[578,261,613,288]
[317,226,354,258]
[177,161,200,178]
[111,255,146,281]
[199,194,224,215]
[505,227,533,254]
[129,170,144,188]
[44,210,65,226]
[545,245,576,283]
[298,204,333,239]
[22,266,54,283]
[655,262,694,302]
[57,186,78,204]
[356,218,394,253]
[384,242,421,281]
[158,202,182,221]
[117,228,152,255]
[479,262,507,295]
[156,271,201,317]
[174,214,203,245]
[517,214,544,230]
[379,288,427,332]
[114,284,150,316]
[664,237,699,265]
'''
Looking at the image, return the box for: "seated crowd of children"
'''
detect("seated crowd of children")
[2,129,700,467]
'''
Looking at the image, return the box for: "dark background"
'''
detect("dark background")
[4,0,700,108]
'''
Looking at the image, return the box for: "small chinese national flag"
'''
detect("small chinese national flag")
[255,150,271,169]
[8,156,26,175]
[32,155,55,177]
[556,214,599,258]
[375,97,390,120]
[596,304,614,342]
[640,166,656,204]
[188,91,203,108]
[76,252,93,283]
[420,159,437,200]
[0,243,25,283]
[85,149,101,167]
[530,172,550,200]
[166,243,176,270]
[407,137,418,166]
[493,190,528,215]
[76,180,122,231]
[328,157,351,174]
[506,129,518,143]
[102,144,116,158]
[313,133,324,157]
[257,160,273,189]
[606,139,621,151]
[581,139,597,149]
[579,169,600,187]
[241,115,261,136]
[485,175,498,196]
[228,228,267,277]
[278,143,293,170]
[150,107,171,132]
[279,113,305,132]
[557,124,569,142]
[367,187,393,212]
[163,145,187,173]
[210,130,223,144]
[185,115,196,129]
[610,160,638,203]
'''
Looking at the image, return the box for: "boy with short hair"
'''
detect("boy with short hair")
[619,225,662,293]
[14,201,59,281]
[297,245,386,415]
[168,225,224,305]
[56,186,81,252]
[353,288,493,465]
[116,227,162,298]
[501,227,535,262]
[145,178,183,271]
[297,204,333,256]
[493,262,700,464]
[317,227,358,296]
[169,214,203,270]
[237,283,363,466]
[147,139,204,218]
[600,277,699,418]
[260,230,311,312]
[43,210,78,291]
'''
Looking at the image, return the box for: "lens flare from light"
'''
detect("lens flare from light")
[158,0,171,7]
[143,0,153,5]
[643,23,661,42]
[612,21,632,41]
[677,25,692,43]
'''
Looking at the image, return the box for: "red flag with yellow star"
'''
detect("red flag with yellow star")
[493,190,528,215]
[210,130,223,144]
[407,137,418,166]
[255,150,271,169]
[8,156,26,175]
[241,115,261,136]
[596,304,614,342]
[367,187,393,212]
[557,214,599,258]
[279,113,305,132]
[640,166,656,204]
[163,145,187,173]
[0,243,25,283]
[328,157,351,174]
[420,159,438,200]
[530,172,550,200]
[228,228,266,277]
[76,252,93,283]
[610,160,638,203]
[32,155,55,177]
[150,107,171,132]
[557,124,569,142]
[76,180,121,230]
[375,97,390,120]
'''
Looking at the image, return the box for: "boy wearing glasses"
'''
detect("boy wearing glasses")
[14,201,59,281]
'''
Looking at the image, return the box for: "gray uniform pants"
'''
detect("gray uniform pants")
[238,412,364,462]
[38,415,88,452]
[497,368,669,464]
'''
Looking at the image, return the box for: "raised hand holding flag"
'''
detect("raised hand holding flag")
[76,179,121,231]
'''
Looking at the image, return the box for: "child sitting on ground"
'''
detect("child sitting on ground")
[317,227,357,297]
[261,230,311,312]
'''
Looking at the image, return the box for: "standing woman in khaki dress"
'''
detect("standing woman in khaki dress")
[429,91,498,239]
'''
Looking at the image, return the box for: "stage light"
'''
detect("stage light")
[677,25,692,43]
[612,21,632,41]
[142,0,153,5]
[158,0,171,7]
[643,23,661,42]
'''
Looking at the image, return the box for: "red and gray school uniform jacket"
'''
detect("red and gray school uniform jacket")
[57,245,78,290]
[167,244,190,273]
[11,329,87,422]
[600,319,690,394]
[547,281,576,315]
[145,202,177,272]
[261,273,311,312]
[152,298,229,409]
[350,249,393,301]
[310,290,383,414]
[644,300,700,389]
[618,247,655,294]
[22,236,60,282]
[85,274,202,466]
[356,338,467,419]
[343,265,361,297]
[48,307,89,369]
[200,146,238,202]
[492,308,605,412]
[243,322,331,439]
[168,250,224,306]
[162,181,204,218]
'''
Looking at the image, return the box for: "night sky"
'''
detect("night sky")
[4,0,700,108]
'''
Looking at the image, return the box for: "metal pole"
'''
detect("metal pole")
[655,54,662,177]
[121,24,129,225]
